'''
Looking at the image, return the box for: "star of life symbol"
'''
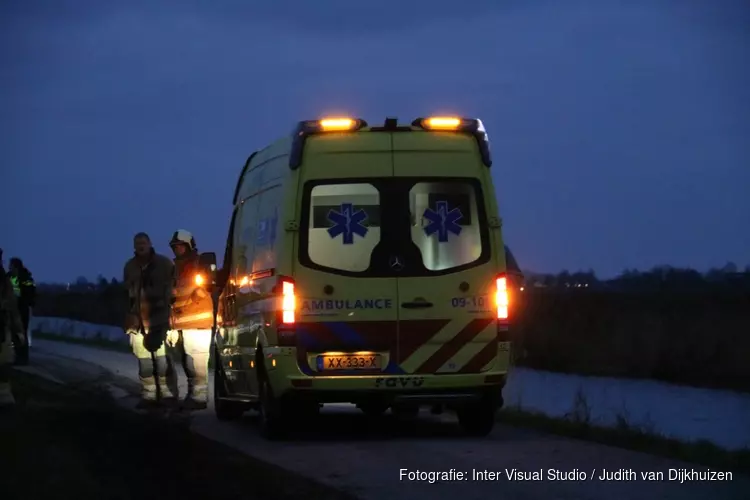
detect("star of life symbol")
[423,201,463,242]
[327,203,368,244]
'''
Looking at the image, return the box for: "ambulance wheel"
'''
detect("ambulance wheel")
[358,401,389,417]
[392,404,420,419]
[457,402,496,437]
[257,369,288,440]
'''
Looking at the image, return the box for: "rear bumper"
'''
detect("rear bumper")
[254,346,508,406]
[272,371,506,406]
[277,383,505,407]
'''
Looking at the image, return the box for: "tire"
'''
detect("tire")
[392,404,420,419]
[457,401,496,437]
[257,368,288,440]
[213,352,245,421]
[358,401,389,417]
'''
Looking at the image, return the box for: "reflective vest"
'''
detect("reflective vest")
[9,276,20,297]
[171,257,213,330]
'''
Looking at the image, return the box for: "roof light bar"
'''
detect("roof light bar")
[422,116,463,130]
[320,118,357,131]
[289,117,368,169]
[296,117,367,135]
[411,116,493,167]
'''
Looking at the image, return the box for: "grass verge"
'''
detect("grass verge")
[2,370,357,500]
[497,407,750,475]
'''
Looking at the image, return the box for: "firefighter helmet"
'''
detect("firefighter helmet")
[170,229,196,250]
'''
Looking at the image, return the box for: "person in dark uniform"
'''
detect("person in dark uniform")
[123,232,177,408]
[1,248,24,405]
[8,257,35,365]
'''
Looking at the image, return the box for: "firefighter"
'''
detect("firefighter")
[8,257,35,365]
[166,229,214,409]
[123,232,177,408]
[1,249,24,407]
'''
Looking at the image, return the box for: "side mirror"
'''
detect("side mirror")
[199,252,218,272]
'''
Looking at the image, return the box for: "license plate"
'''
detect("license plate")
[318,354,381,371]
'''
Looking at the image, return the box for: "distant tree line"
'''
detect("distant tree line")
[36,274,122,293]
[522,262,750,293]
[37,263,750,294]
[32,265,750,393]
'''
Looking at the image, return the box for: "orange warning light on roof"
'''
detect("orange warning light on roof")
[319,118,356,131]
[423,116,462,130]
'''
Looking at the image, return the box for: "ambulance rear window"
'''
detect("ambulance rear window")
[306,183,381,272]
[410,181,484,271]
[299,177,491,277]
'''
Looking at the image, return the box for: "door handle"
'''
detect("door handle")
[401,300,434,309]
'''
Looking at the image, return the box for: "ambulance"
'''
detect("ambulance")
[212,116,513,439]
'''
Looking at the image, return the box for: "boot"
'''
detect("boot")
[183,381,208,410]
[137,381,161,410]
[165,364,180,401]
[157,376,178,408]
[182,396,208,410]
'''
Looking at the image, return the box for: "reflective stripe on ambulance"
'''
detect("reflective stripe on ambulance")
[398,318,497,374]
[293,317,498,375]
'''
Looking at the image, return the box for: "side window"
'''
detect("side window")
[252,186,280,272]
[234,196,260,279]
[307,183,380,272]
[410,181,484,271]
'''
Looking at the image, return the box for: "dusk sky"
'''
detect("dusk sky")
[2,0,749,283]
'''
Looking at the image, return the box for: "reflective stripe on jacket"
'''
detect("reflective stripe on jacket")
[9,276,20,296]
[9,268,36,308]
[171,254,213,330]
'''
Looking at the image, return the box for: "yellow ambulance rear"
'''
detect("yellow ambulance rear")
[213,116,513,439]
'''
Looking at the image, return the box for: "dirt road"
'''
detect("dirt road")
[10,341,750,500]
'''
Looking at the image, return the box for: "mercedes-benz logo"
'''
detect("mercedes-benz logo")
[389,255,404,270]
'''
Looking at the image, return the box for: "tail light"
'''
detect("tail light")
[496,274,510,342]
[277,276,296,346]
[496,274,509,320]
[281,278,296,324]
